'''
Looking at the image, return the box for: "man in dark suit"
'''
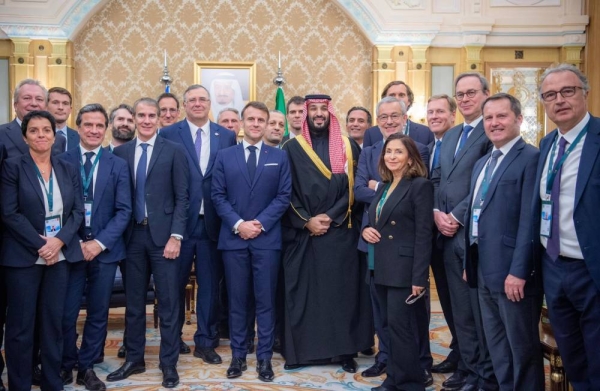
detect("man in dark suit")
[431,72,495,391]
[533,64,600,390]
[355,96,432,386]
[346,106,371,149]
[47,87,80,153]
[0,141,6,391]
[426,94,462,374]
[108,104,136,153]
[59,104,132,391]
[107,98,189,389]
[160,84,236,363]
[212,101,291,382]
[363,81,434,148]
[465,93,544,391]
[0,79,65,159]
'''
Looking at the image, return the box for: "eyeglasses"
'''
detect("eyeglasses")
[377,113,403,122]
[540,86,583,102]
[454,89,480,101]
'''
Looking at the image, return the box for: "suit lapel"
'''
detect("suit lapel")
[92,152,111,214]
[178,121,201,175]
[206,122,220,176]
[481,139,524,214]
[23,154,44,206]
[236,144,252,187]
[451,122,484,174]
[8,120,28,155]
[147,136,163,176]
[440,124,461,174]
[126,142,136,184]
[375,179,411,231]
[67,128,79,151]
[253,144,269,187]
[575,116,600,207]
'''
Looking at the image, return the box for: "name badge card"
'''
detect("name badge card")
[471,206,481,238]
[45,215,62,238]
[540,200,552,237]
[84,201,93,228]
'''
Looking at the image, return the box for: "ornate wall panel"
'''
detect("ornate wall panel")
[72,0,372,122]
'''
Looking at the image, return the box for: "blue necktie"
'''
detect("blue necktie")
[135,143,148,223]
[547,137,568,261]
[456,125,473,157]
[57,129,67,152]
[247,145,257,182]
[84,151,94,201]
[431,140,442,170]
[470,150,503,244]
[195,128,202,163]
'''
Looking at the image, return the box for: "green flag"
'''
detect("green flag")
[275,86,289,137]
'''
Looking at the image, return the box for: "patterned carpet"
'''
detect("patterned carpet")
[2,310,550,390]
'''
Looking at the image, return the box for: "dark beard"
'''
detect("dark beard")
[307,116,330,135]
[112,127,135,142]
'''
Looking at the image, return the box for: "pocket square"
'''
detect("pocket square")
[264,163,279,166]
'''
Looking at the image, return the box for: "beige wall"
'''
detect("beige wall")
[72,0,372,122]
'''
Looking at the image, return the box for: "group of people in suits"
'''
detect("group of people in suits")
[0,62,598,391]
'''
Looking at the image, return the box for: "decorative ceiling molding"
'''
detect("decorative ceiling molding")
[0,0,590,47]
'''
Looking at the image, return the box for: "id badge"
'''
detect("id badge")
[540,200,552,237]
[471,206,481,238]
[45,215,62,238]
[84,201,93,228]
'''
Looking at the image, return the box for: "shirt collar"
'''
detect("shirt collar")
[558,112,590,144]
[464,116,483,129]
[79,144,102,157]
[187,119,210,135]
[16,117,22,126]
[56,127,67,134]
[494,135,521,156]
[242,139,263,151]
[136,133,157,148]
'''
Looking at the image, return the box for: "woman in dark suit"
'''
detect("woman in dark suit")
[362,133,433,391]
[0,110,84,391]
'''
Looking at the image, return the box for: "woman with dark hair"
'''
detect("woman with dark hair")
[0,110,83,391]
[362,133,433,391]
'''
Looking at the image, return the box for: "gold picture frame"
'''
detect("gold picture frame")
[194,61,257,121]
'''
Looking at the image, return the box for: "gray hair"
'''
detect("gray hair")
[376,96,407,117]
[455,72,490,93]
[216,107,239,123]
[13,79,47,104]
[183,84,210,103]
[538,63,590,95]
[133,97,160,114]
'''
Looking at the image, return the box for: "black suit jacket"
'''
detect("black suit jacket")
[367,177,433,288]
[0,154,84,266]
[114,136,190,247]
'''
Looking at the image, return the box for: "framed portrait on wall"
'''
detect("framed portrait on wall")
[194,61,257,120]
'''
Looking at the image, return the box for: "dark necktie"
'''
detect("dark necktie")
[432,140,442,170]
[247,145,257,182]
[195,128,203,163]
[470,149,503,244]
[84,151,95,201]
[455,124,473,157]
[57,130,67,152]
[135,143,148,223]
[547,137,568,261]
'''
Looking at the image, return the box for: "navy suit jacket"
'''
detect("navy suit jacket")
[212,143,291,251]
[431,121,492,225]
[59,147,132,263]
[0,119,67,158]
[55,127,80,154]
[354,141,383,253]
[464,138,540,292]
[0,154,84,266]
[113,136,190,247]
[363,120,434,148]
[533,114,600,291]
[160,120,236,241]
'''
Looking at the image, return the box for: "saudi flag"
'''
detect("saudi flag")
[275,86,289,137]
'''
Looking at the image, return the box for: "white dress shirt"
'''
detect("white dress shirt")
[539,112,589,259]
[80,144,106,251]
[134,134,157,218]
[471,136,521,209]
[36,168,66,265]
[187,119,211,215]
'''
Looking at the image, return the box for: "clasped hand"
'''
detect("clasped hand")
[238,220,262,240]
[305,214,331,236]
[434,211,459,237]
[362,227,381,243]
[38,235,64,266]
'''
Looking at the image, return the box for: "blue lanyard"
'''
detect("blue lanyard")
[79,147,102,200]
[478,159,495,205]
[34,166,54,213]
[376,183,392,222]
[545,124,588,195]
